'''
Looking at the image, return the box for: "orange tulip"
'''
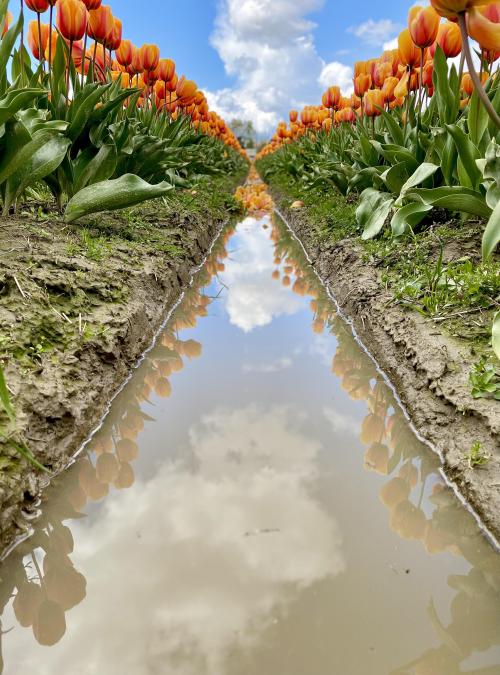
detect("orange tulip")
[139,43,160,72]
[158,58,175,82]
[106,17,121,51]
[322,86,341,109]
[2,10,12,36]
[461,71,474,94]
[430,21,462,57]
[354,73,371,97]
[289,110,298,123]
[88,4,113,44]
[398,28,421,67]
[57,0,88,42]
[176,75,197,104]
[25,0,50,12]
[28,20,50,60]
[128,45,143,75]
[409,6,441,48]
[394,71,410,98]
[364,89,385,117]
[116,38,132,67]
[467,3,500,52]
[422,60,434,88]
[430,0,490,19]
[382,76,399,102]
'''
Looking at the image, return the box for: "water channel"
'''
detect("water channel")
[0,195,499,674]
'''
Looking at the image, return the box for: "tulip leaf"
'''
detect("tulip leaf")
[391,203,433,237]
[482,198,500,260]
[65,174,175,223]
[380,109,404,146]
[398,163,440,202]
[0,88,45,127]
[72,143,118,194]
[468,88,490,149]
[356,188,394,240]
[433,46,459,125]
[380,162,409,194]
[493,312,500,361]
[446,124,481,191]
[405,186,492,219]
[67,83,111,142]
[0,7,22,94]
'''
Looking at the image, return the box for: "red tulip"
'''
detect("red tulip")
[81,0,102,8]
[106,16,121,51]
[408,6,441,48]
[139,43,160,72]
[116,38,133,67]
[25,0,50,13]
[28,20,50,59]
[158,58,175,82]
[429,21,462,57]
[88,4,113,44]
[467,2,500,52]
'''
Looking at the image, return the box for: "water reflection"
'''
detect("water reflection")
[0,192,499,674]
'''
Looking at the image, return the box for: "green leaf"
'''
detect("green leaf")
[493,312,500,361]
[398,162,440,201]
[67,83,111,142]
[446,124,481,190]
[65,174,175,222]
[381,162,409,194]
[468,88,490,149]
[482,198,500,260]
[0,366,15,425]
[380,109,404,146]
[433,45,459,125]
[73,143,118,194]
[406,186,492,219]
[391,203,433,236]
[0,88,45,126]
[0,8,23,94]
[7,135,70,207]
[480,138,500,209]
[0,128,64,186]
[356,188,394,240]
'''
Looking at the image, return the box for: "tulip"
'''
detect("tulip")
[88,4,113,44]
[373,60,393,88]
[116,38,132,67]
[364,89,384,117]
[422,60,434,88]
[25,0,50,12]
[430,0,490,19]
[106,16,121,51]
[28,19,49,60]
[398,28,421,67]
[322,85,341,110]
[176,76,197,104]
[57,0,87,42]
[289,110,298,123]
[139,43,160,72]
[354,73,371,97]
[2,10,13,36]
[128,45,143,75]
[408,6,441,48]
[382,76,399,102]
[467,3,500,52]
[158,58,175,82]
[430,21,462,57]
[81,0,101,8]
[394,71,410,99]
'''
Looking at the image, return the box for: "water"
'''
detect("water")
[1,203,500,675]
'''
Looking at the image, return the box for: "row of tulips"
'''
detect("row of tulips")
[257,0,500,358]
[0,0,247,221]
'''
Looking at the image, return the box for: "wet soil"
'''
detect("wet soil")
[269,186,500,544]
[0,177,244,554]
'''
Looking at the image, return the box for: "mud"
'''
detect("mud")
[269,187,500,543]
[0,183,243,554]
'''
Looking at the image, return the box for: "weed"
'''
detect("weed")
[466,441,491,469]
[470,357,500,400]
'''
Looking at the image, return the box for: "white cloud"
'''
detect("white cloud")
[220,216,303,332]
[205,0,352,134]
[383,37,399,51]
[242,356,293,373]
[323,406,360,437]
[348,19,401,47]
[318,61,353,95]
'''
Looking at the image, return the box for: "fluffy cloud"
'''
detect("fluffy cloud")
[348,19,401,47]
[206,0,350,134]
[318,61,354,94]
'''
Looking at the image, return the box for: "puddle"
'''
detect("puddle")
[0,200,499,674]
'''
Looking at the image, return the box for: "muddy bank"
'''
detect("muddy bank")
[269,186,500,543]
[0,175,244,554]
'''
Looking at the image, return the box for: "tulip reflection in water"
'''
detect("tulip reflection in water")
[269,214,500,675]
[0,227,234,665]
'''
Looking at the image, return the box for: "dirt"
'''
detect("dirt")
[0,179,244,555]
[270,187,500,545]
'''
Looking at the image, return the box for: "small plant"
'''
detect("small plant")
[466,442,491,469]
[469,357,500,400]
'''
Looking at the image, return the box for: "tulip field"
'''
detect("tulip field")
[257,1,500,368]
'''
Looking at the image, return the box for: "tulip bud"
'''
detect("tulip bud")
[57,0,88,42]
[176,75,197,104]
[422,60,434,88]
[430,21,462,58]
[408,6,440,48]
[106,17,121,51]
[398,28,421,67]
[467,3,500,52]
[364,89,385,117]
[289,110,298,123]
[394,71,410,99]
[88,4,114,44]
[25,0,50,13]
[139,43,160,72]
[81,0,102,9]
[354,73,371,97]
[382,76,399,102]
[128,45,143,75]
[373,60,392,88]
[28,20,50,60]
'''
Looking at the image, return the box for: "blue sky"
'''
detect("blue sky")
[18,0,418,134]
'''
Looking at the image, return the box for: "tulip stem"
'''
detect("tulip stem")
[418,48,424,115]
[37,14,45,75]
[48,4,53,81]
[92,39,98,82]
[81,30,88,85]
[458,12,500,128]
[66,39,73,103]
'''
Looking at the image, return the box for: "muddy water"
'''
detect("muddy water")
[1,206,500,675]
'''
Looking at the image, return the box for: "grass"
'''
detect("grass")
[466,441,491,469]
